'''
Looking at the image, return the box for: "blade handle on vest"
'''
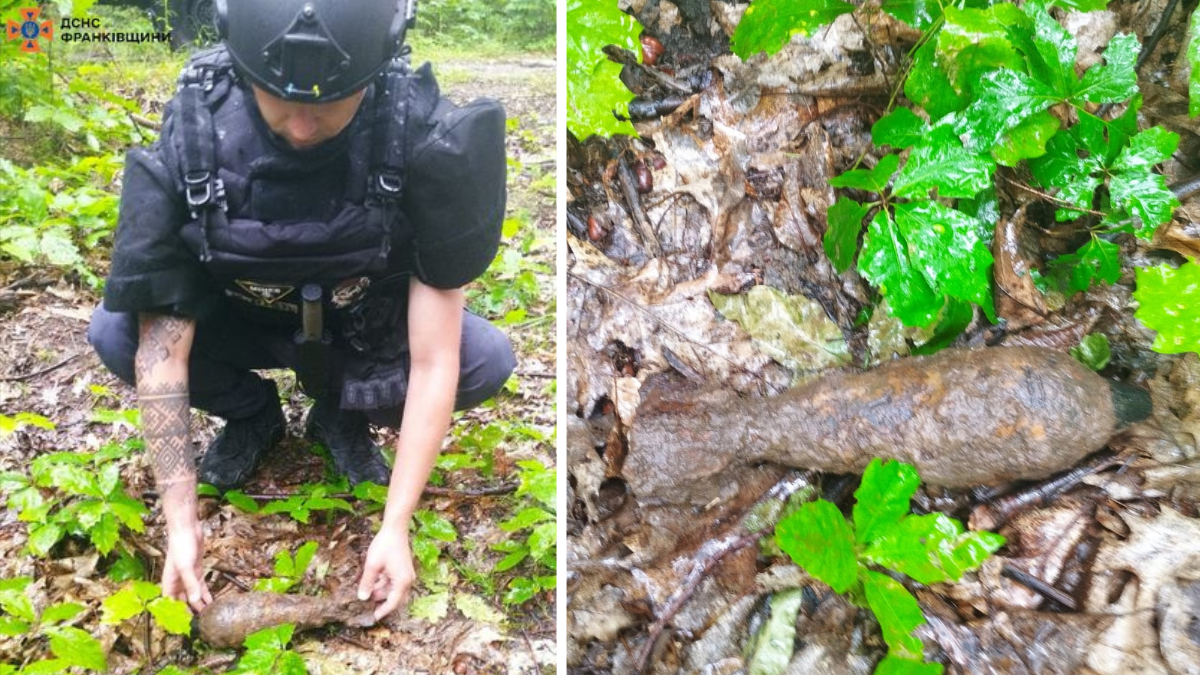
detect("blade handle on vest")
[295,284,331,396]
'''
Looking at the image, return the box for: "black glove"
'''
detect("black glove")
[340,357,408,411]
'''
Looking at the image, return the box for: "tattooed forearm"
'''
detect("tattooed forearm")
[140,381,194,485]
[136,315,191,374]
[136,314,197,489]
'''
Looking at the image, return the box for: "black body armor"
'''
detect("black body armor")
[103,44,507,408]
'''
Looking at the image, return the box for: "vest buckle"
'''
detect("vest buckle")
[185,171,227,217]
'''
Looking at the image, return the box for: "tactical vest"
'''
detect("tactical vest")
[168,45,421,357]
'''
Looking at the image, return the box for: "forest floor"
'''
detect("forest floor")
[0,43,557,675]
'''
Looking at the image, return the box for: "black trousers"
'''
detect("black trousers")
[87,304,516,427]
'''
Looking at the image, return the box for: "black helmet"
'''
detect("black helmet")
[214,0,418,102]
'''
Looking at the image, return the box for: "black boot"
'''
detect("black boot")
[304,399,391,486]
[198,393,285,491]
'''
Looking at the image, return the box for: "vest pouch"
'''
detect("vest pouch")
[179,203,393,322]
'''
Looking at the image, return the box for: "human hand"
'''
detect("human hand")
[162,520,212,612]
[357,524,415,621]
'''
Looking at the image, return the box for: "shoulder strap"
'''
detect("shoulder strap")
[175,46,236,262]
[364,59,413,261]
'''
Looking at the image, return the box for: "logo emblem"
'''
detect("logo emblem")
[234,280,295,306]
[6,7,52,54]
[331,277,371,309]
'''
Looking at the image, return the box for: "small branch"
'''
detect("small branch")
[617,156,661,256]
[0,354,81,382]
[631,530,767,675]
[998,173,1106,217]
[1001,564,1078,610]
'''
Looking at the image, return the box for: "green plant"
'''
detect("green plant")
[0,577,105,673]
[1133,259,1200,354]
[492,459,556,604]
[411,509,459,571]
[229,624,308,675]
[0,441,149,557]
[566,0,643,138]
[1070,333,1111,370]
[0,412,55,435]
[254,542,321,593]
[100,580,191,635]
[220,483,354,524]
[774,458,1004,673]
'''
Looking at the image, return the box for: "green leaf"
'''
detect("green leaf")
[825,197,870,274]
[529,522,557,563]
[27,522,64,557]
[710,285,851,372]
[894,202,996,321]
[1071,333,1112,371]
[567,0,642,138]
[409,592,450,623]
[730,0,855,59]
[875,656,945,675]
[861,211,943,328]
[1114,126,1180,171]
[133,580,162,602]
[107,548,146,582]
[415,510,458,543]
[1189,6,1200,117]
[938,4,1027,98]
[853,459,920,546]
[89,513,120,555]
[0,617,30,636]
[906,41,967,120]
[244,622,295,650]
[881,0,943,31]
[41,462,99,497]
[1074,33,1139,104]
[500,507,555,532]
[102,587,146,624]
[47,626,107,672]
[504,577,540,605]
[1054,237,1121,294]
[872,108,929,149]
[20,660,68,675]
[516,460,557,510]
[1109,169,1179,238]
[893,128,994,199]
[862,570,925,659]
[830,154,901,192]
[277,651,308,675]
[1135,262,1200,354]
[864,513,1005,583]
[775,500,858,593]
[147,596,193,635]
[1028,130,1101,220]
[494,545,530,572]
[108,495,149,532]
[225,491,260,513]
[292,541,318,578]
[412,536,441,570]
[454,593,504,624]
[992,111,1060,166]
[1049,0,1109,10]
[958,69,1060,151]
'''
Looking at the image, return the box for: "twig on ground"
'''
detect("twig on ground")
[0,354,81,382]
[631,530,767,675]
[998,173,1106,217]
[1001,564,1078,610]
[617,156,661,256]
[971,451,1121,530]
